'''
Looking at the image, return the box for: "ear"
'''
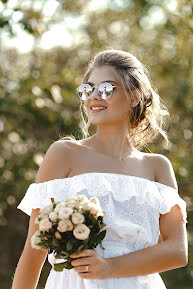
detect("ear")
[130,89,141,108]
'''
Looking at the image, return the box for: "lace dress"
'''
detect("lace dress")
[17,172,188,289]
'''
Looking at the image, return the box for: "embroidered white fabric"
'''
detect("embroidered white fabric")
[17,172,188,289]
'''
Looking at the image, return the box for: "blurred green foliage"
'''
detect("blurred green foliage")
[0,0,192,288]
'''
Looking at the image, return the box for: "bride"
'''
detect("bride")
[12,48,188,289]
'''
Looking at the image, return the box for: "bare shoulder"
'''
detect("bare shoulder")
[148,153,178,190]
[47,139,78,154]
[35,139,77,183]
[24,139,80,260]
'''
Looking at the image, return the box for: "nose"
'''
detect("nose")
[89,87,101,100]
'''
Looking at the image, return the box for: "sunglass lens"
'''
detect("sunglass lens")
[77,84,92,100]
[98,82,113,99]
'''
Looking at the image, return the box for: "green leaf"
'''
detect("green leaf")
[66,239,73,251]
[55,251,69,258]
[54,261,73,271]
[100,223,106,230]
[98,230,106,240]
[36,241,45,246]
[52,238,60,247]
[99,242,105,250]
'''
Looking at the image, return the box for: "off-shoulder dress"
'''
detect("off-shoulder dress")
[17,172,188,289]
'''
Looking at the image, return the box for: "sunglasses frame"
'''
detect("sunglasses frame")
[76,82,121,100]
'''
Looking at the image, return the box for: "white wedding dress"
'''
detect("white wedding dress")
[17,172,188,289]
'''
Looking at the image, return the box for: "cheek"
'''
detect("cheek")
[110,94,129,114]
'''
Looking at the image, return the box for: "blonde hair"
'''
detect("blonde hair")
[61,48,170,151]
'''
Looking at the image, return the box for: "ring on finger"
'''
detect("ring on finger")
[85,265,89,272]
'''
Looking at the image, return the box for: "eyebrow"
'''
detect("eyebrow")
[86,80,119,86]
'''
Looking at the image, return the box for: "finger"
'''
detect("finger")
[74,264,94,273]
[71,256,94,267]
[78,272,93,279]
[70,249,96,258]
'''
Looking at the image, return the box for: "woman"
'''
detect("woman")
[12,49,188,289]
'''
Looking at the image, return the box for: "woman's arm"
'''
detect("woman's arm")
[108,208,188,278]
[11,209,48,289]
[11,140,73,289]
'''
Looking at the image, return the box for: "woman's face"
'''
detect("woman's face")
[84,66,133,126]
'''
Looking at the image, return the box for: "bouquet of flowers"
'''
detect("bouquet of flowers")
[31,194,107,272]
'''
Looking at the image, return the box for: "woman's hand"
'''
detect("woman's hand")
[70,249,111,279]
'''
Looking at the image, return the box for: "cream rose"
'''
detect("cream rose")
[71,212,85,225]
[39,204,53,216]
[73,200,80,209]
[54,202,66,214]
[39,217,52,232]
[81,201,89,211]
[58,207,73,219]
[93,210,106,219]
[76,195,88,203]
[31,231,46,250]
[66,219,73,231]
[49,211,58,222]
[73,224,90,240]
[97,210,106,217]
[57,220,68,232]
[78,208,84,214]
[87,203,100,215]
[89,197,100,206]
[65,201,75,209]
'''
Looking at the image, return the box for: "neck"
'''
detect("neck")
[89,126,136,160]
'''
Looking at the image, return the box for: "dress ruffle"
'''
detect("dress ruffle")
[156,182,187,223]
[17,172,188,224]
[17,181,52,216]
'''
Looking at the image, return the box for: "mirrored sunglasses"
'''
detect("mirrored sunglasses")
[77,82,120,100]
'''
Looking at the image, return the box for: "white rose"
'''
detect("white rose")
[66,219,73,231]
[39,217,52,232]
[57,220,68,232]
[97,210,106,217]
[89,197,100,206]
[49,211,58,222]
[31,231,43,250]
[71,212,85,225]
[94,210,106,220]
[73,224,90,240]
[73,200,80,209]
[90,207,99,215]
[66,199,80,209]
[65,201,75,209]
[88,203,100,215]
[54,202,66,214]
[78,208,84,214]
[81,201,89,211]
[58,207,73,219]
[76,195,88,203]
[55,231,62,239]
[39,205,53,216]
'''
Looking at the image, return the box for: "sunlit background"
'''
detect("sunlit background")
[0,0,193,288]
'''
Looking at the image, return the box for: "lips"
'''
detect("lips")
[90,104,107,109]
